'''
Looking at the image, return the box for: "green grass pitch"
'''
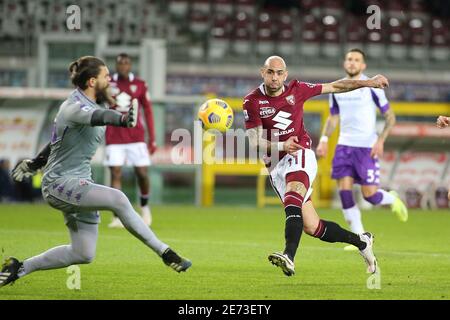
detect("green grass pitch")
[0,204,449,300]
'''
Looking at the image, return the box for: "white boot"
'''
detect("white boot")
[141,205,152,226]
[108,217,124,228]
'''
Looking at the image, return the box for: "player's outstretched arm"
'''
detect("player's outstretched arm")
[436,116,450,129]
[371,108,396,158]
[316,114,339,158]
[11,142,51,182]
[321,74,389,94]
[247,126,302,156]
[91,99,138,128]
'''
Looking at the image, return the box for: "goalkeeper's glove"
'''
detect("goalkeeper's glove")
[11,159,38,182]
[120,98,138,128]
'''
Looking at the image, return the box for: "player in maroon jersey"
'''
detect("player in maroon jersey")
[244,56,389,276]
[436,115,450,200]
[105,53,156,227]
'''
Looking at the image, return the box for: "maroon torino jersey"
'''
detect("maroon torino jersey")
[105,73,155,145]
[243,80,322,161]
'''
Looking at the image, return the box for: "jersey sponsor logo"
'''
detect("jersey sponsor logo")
[115,92,132,112]
[285,95,295,105]
[258,100,269,105]
[274,127,295,137]
[273,111,293,130]
[130,84,138,93]
[79,179,90,186]
[81,105,93,112]
[243,110,249,121]
[259,107,276,118]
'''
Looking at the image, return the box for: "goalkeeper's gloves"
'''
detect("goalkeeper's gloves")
[120,98,138,128]
[11,159,38,182]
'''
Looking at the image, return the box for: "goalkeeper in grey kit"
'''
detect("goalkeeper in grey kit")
[0,56,191,287]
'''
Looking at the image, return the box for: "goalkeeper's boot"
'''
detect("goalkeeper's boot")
[389,190,408,222]
[0,257,23,288]
[162,248,192,273]
[359,232,378,274]
[268,252,295,276]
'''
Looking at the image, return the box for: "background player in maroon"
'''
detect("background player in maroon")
[244,56,389,276]
[105,53,156,228]
[436,115,450,200]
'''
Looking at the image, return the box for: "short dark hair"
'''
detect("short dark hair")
[346,48,366,60]
[69,56,106,90]
[116,53,131,62]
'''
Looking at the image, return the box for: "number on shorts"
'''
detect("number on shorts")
[367,169,375,183]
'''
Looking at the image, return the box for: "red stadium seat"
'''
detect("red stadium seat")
[387,16,408,59]
[430,17,450,61]
[300,14,321,57]
[345,16,365,52]
[321,14,341,58]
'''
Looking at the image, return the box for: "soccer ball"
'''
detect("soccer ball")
[198,98,234,132]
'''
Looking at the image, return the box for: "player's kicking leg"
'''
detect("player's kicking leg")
[302,200,377,273]
[362,185,408,222]
[80,183,191,272]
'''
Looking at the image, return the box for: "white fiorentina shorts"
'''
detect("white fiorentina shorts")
[269,148,318,202]
[104,142,151,167]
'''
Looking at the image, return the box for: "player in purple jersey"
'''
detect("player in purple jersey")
[316,49,408,251]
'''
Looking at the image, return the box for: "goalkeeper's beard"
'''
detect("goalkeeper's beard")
[95,83,115,106]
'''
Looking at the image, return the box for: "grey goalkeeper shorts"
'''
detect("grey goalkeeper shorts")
[41,176,100,225]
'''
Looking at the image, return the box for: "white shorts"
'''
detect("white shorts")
[269,148,318,203]
[104,142,151,167]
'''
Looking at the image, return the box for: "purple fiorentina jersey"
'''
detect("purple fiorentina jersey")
[329,74,390,148]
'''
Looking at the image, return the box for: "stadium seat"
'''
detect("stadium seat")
[189,10,210,35]
[387,16,408,60]
[378,151,398,190]
[168,0,189,19]
[344,16,365,53]
[321,14,341,58]
[208,13,232,60]
[232,11,253,56]
[299,14,321,57]
[214,0,234,15]
[390,152,448,208]
[256,11,275,57]
[408,17,428,60]
[430,17,450,61]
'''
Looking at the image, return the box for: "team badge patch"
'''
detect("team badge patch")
[243,110,249,121]
[79,179,90,186]
[286,95,295,105]
[130,85,138,93]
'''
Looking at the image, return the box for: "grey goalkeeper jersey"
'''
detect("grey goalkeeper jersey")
[42,89,106,184]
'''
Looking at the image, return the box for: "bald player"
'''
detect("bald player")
[0,56,191,288]
[316,48,408,251]
[243,55,388,276]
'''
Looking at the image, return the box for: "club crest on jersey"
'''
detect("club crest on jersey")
[259,107,276,119]
[130,85,138,93]
[243,110,249,121]
[286,95,295,105]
